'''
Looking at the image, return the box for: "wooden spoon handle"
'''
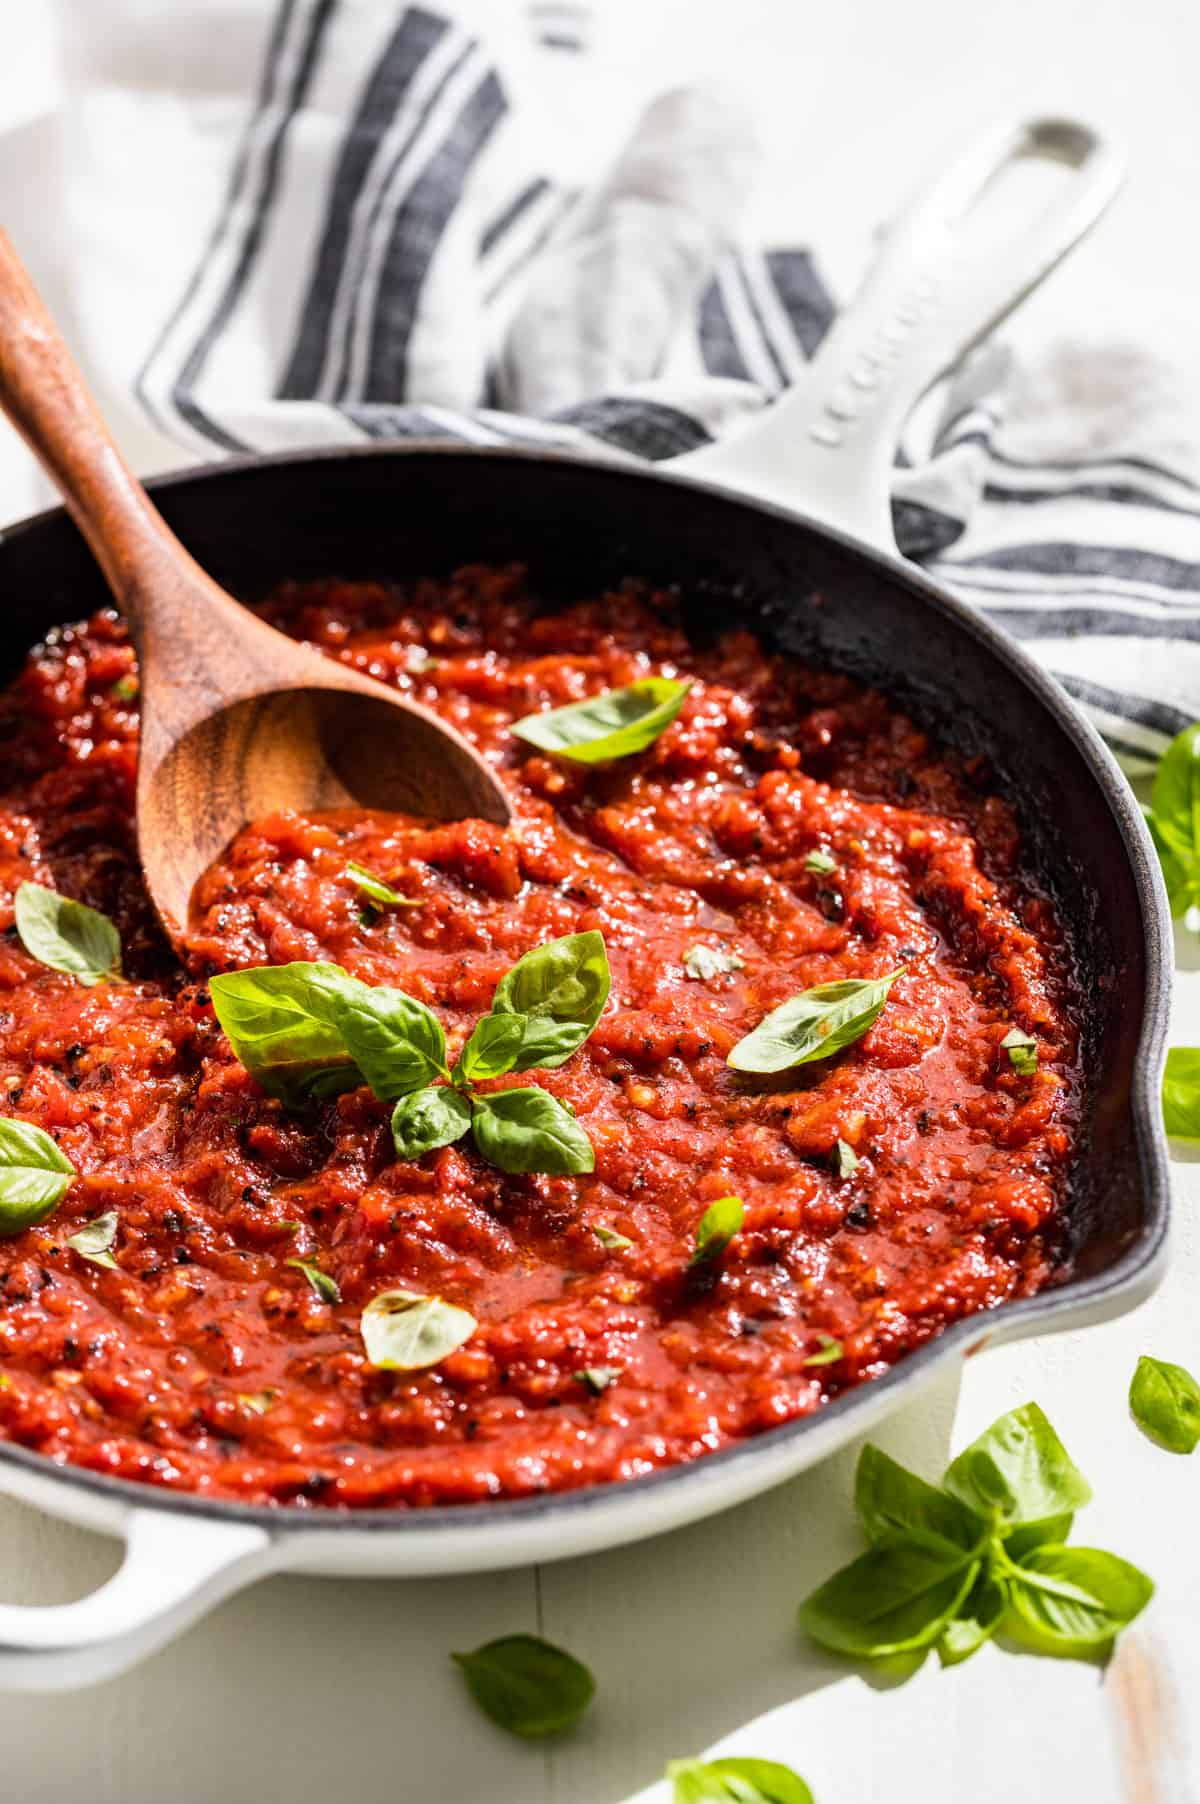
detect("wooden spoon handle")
[0,229,186,631]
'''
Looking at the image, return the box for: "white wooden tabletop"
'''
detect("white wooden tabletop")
[1,3,1199,1800]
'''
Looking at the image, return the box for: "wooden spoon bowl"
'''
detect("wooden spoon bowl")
[0,232,511,941]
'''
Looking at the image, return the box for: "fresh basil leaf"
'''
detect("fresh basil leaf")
[0,1118,75,1235]
[333,981,448,1101]
[471,1088,594,1175]
[391,1085,473,1161]
[109,674,138,702]
[237,1388,278,1415]
[728,970,902,1074]
[209,962,362,1106]
[683,944,744,982]
[942,1403,1091,1527]
[1007,1546,1153,1659]
[512,677,690,764]
[1147,720,1200,920]
[595,1222,633,1251]
[575,1366,621,1395]
[855,1444,984,1554]
[1129,1354,1200,1453]
[804,850,838,876]
[1001,1027,1039,1077]
[14,882,123,987]
[803,1335,843,1368]
[452,1633,595,1738]
[1162,1047,1200,1140]
[361,1288,477,1371]
[490,931,611,1071]
[286,1257,341,1304]
[65,1210,119,1270]
[345,862,422,910]
[689,1195,744,1267]
[831,1138,858,1178]
[937,1572,1008,1667]
[799,1544,979,1658]
[1002,1514,1075,1561]
[667,1755,814,1804]
[453,1013,526,1084]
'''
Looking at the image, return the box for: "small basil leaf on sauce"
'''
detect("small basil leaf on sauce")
[1129,1354,1200,1453]
[333,981,448,1100]
[391,1085,473,1161]
[942,1402,1092,1527]
[1001,1026,1039,1077]
[575,1366,621,1395]
[0,1118,75,1235]
[802,1335,843,1368]
[66,1210,119,1270]
[453,1013,526,1084]
[470,1088,595,1176]
[937,1572,1008,1667]
[490,931,611,1071]
[345,862,421,910]
[1162,1047,1200,1140]
[682,944,744,982]
[831,1138,858,1178]
[595,1222,633,1251]
[14,882,123,987]
[855,1444,984,1554]
[799,1543,980,1659]
[237,1389,278,1415]
[728,970,902,1074]
[1006,1547,1153,1659]
[109,674,138,702]
[804,850,837,876]
[452,1633,596,1739]
[286,1257,341,1304]
[1145,720,1200,922]
[209,962,362,1106]
[512,677,690,765]
[361,1288,477,1371]
[689,1195,744,1268]
[667,1755,815,1804]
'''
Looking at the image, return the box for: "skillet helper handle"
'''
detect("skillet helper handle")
[0,1504,274,1690]
[673,116,1126,549]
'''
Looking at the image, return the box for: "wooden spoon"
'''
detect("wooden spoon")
[0,232,511,942]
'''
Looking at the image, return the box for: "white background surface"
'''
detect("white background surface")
[0,4,1198,1801]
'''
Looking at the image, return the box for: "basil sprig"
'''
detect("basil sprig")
[1129,1354,1200,1453]
[1162,1047,1200,1139]
[799,1404,1152,1664]
[0,1118,75,1236]
[728,970,902,1074]
[667,1756,814,1804]
[210,932,609,1177]
[14,882,123,987]
[452,1633,595,1738]
[512,677,690,764]
[1143,719,1200,923]
[360,1288,477,1371]
[66,1210,119,1269]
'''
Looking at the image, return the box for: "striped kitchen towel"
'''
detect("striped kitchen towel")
[55,0,1200,771]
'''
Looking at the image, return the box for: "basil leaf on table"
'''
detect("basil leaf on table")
[941,1401,1091,1526]
[66,1210,119,1270]
[471,1088,594,1175]
[1144,719,1200,922]
[799,1543,979,1658]
[1006,1546,1153,1659]
[452,1633,595,1738]
[360,1289,477,1371]
[0,1118,76,1235]
[452,1012,526,1084]
[512,677,690,764]
[14,882,123,986]
[333,981,448,1100]
[1129,1354,1200,1453]
[1162,1047,1200,1140]
[689,1195,744,1267]
[286,1257,341,1304]
[345,862,421,910]
[489,930,611,1070]
[728,970,902,1074]
[391,1085,473,1161]
[855,1444,983,1554]
[667,1755,815,1804]
[938,1571,1008,1667]
[209,962,363,1106]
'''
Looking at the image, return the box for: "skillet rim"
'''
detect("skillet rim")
[0,440,1173,1534]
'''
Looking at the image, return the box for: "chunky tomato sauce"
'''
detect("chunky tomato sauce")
[0,570,1082,1508]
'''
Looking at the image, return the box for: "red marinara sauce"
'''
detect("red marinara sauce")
[0,570,1081,1508]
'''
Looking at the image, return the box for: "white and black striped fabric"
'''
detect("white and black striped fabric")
[116,0,1198,772]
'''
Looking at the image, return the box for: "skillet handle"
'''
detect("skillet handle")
[672,116,1125,548]
[0,1503,274,1690]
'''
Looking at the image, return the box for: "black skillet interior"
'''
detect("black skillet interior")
[0,444,1169,1295]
